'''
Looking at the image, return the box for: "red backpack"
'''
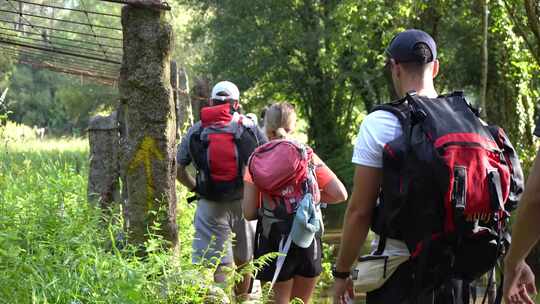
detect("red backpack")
[249,140,323,288]
[188,103,262,202]
[248,140,320,235]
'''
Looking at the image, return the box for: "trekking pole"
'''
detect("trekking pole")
[487,268,496,304]
[481,267,496,304]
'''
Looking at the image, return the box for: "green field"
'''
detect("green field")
[0,137,337,303]
[0,137,224,303]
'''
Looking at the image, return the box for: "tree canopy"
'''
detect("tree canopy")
[180,0,539,169]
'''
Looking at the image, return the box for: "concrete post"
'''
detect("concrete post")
[170,61,180,140]
[117,101,129,220]
[119,5,178,250]
[87,112,120,209]
[177,66,193,133]
[190,78,210,122]
[170,62,193,135]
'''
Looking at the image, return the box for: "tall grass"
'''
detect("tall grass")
[0,134,344,303]
[0,138,220,303]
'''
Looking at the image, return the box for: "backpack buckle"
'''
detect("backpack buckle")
[405,91,427,124]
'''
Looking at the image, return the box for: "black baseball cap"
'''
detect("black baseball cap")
[386,29,437,63]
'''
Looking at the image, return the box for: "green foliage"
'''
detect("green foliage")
[0,138,215,303]
[2,135,325,303]
[4,66,118,135]
[180,0,416,160]
[314,242,336,300]
[179,0,540,192]
[484,1,539,170]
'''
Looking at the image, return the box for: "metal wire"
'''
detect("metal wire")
[80,0,109,58]
[1,46,119,75]
[19,60,119,84]
[0,4,122,31]
[8,0,121,18]
[2,49,119,78]
[0,37,122,64]
[0,46,120,73]
[0,0,130,82]
[18,59,118,85]
[0,17,122,41]
[0,24,122,49]
[0,30,122,59]
[0,7,122,31]
[3,0,52,43]
[2,55,118,84]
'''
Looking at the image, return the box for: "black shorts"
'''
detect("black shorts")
[254,226,322,282]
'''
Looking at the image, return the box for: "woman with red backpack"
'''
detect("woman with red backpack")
[243,102,348,304]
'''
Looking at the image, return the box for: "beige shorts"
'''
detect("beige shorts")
[192,198,256,265]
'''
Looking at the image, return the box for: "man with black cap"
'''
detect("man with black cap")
[332,29,464,303]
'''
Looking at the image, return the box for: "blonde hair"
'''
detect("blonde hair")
[264,102,296,140]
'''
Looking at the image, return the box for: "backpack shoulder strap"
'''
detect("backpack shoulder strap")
[440,90,482,117]
[370,97,411,256]
[370,97,410,130]
[188,122,204,152]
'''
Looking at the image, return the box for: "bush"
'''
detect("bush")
[0,137,295,303]
[0,138,218,303]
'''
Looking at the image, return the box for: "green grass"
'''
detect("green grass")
[0,136,317,303]
[0,138,220,303]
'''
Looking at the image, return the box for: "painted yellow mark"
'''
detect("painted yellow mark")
[128,136,165,211]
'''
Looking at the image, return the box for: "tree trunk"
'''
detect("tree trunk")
[119,5,178,252]
[480,0,489,119]
[524,0,540,52]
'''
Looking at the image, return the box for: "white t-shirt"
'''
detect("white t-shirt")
[352,110,409,256]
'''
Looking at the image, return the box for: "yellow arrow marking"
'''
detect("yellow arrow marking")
[128,136,164,211]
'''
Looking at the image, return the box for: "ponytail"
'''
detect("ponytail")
[274,127,288,139]
[264,102,296,140]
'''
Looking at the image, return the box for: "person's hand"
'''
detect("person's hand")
[333,277,354,304]
[503,260,537,304]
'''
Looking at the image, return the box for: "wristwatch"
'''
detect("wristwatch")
[332,265,351,279]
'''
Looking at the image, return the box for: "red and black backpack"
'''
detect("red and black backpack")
[189,103,262,202]
[372,91,524,297]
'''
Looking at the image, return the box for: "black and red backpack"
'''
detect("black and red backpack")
[188,103,262,202]
[371,91,524,297]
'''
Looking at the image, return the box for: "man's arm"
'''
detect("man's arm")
[503,149,540,302]
[333,165,381,304]
[177,164,196,191]
[505,149,540,266]
[176,124,196,191]
[335,165,382,272]
[242,181,259,220]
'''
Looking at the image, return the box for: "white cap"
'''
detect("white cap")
[211,81,240,101]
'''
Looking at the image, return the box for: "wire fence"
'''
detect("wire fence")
[0,0,168,84]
